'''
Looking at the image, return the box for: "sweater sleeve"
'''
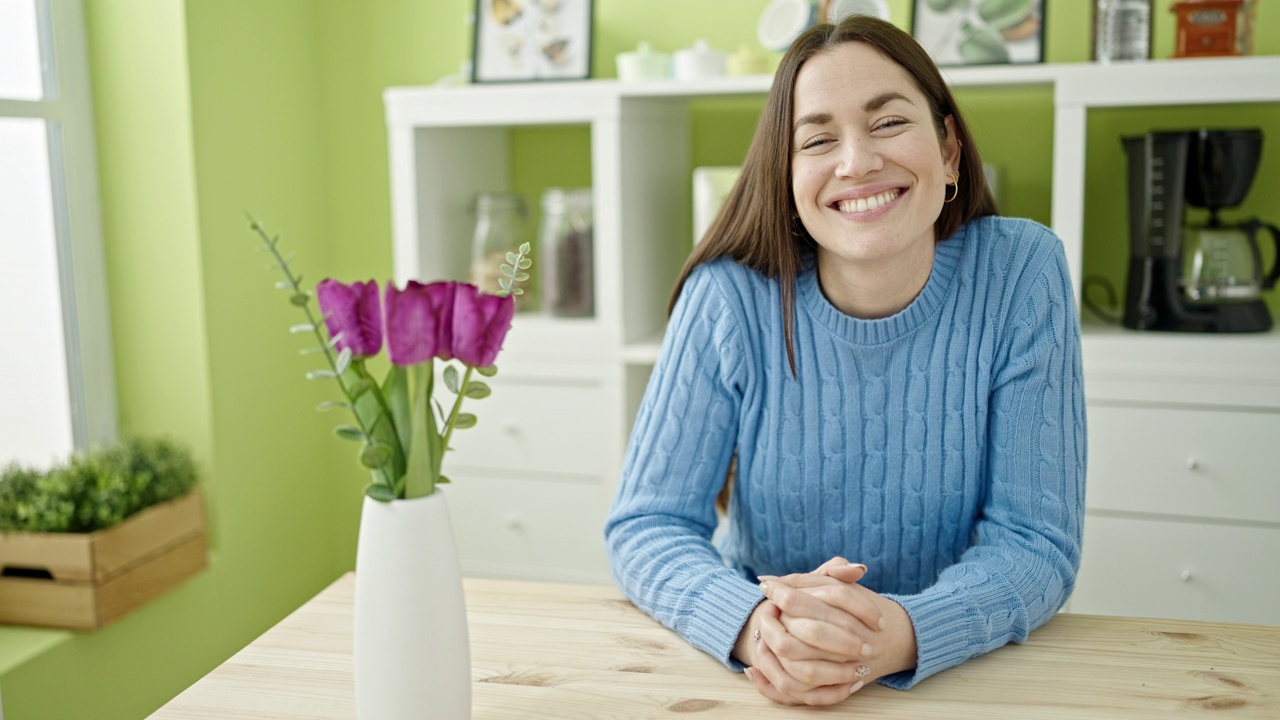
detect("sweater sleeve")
[604,263,765,671]
[880,236,1087,689]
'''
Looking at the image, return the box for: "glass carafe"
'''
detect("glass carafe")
[1183,218,1280,302]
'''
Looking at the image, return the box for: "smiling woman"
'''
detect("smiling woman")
[605,15,1084,708]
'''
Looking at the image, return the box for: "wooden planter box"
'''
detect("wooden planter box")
[0,490,207,630]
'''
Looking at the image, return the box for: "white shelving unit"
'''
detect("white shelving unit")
[385,57,1280,616]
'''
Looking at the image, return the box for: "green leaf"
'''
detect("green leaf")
[383,365,411,460]
[505,251,519,264]
[403,362,438,498]
[443,365,461,394]
[290,292,310,306]
[453,413,477,430]
[437,475,452,485]
[476,365,498,377]
[360,442,393,469]
[463,381,491,399]
[289,323,315,334]
[335,347,352,376]
[307,369,338,380]
[334,425,365,441]
[512,288,524,296]
[518,258,532,269]
[518,242,531,254]
[316,400,350,412]
[365,483,396,502]
[514,272,529,282]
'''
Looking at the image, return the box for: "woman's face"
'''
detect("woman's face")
[790,42,959,273]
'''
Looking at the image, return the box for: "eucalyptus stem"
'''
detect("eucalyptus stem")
[249,218,387,481]
[438,364,475,474]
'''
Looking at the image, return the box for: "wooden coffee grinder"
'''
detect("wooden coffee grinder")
[1171,0,1256,58]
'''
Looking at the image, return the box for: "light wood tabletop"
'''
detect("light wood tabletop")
[149,572,1280,718]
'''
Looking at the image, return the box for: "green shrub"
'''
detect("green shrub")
[0,437,199,533]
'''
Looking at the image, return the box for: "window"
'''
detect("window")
[0,0,116,468]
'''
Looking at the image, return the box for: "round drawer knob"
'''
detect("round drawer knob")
[1180,570,1192,582]
[503,514,524,531]
[1186,458,1199,470]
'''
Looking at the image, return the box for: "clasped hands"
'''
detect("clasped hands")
[732,557,918,706]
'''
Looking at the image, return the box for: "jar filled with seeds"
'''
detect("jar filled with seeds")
[470,192,530,300]
[539,188,594,317]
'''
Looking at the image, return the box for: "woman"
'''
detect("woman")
[604,15,1085,707]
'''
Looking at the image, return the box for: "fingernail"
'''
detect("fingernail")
[849,680,865,693]
[848,563,867,572]
[878,616,887,630]
[759,580,771,594]
[757,574,778,581]
[862,642,874,658]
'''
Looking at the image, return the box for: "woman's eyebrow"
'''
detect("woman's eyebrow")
[793,92,913,133]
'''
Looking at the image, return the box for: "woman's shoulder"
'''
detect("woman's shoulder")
[682,257,778,307]
[961,215,1068,277]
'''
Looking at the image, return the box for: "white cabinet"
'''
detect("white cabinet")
[385,58,1280,602]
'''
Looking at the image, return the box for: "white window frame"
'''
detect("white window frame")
[0,0,116,455]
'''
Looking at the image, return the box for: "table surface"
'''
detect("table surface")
[149,572,1280,719]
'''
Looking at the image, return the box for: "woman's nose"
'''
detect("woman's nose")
[836,137,881,178]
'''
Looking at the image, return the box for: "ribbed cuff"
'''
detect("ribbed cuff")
[683,572,766,672]
[879,589,978,690]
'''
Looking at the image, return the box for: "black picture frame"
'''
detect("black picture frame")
[910,0,1046,67]
[472,0,594,83]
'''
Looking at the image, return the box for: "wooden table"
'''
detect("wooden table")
[150,573,1280,718]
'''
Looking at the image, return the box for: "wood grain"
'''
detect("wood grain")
[148,573,1280,719]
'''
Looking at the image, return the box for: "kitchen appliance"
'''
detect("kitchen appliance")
[1120,128,1280,332]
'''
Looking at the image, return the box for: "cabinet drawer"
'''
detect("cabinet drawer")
[444,362,617,479]
[1072,513,1280,626]
[440,475,611,584]
[1086,404,1280,523]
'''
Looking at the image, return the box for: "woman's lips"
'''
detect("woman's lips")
[832,188,903,215]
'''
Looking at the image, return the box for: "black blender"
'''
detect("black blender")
[1120,128,1280,332]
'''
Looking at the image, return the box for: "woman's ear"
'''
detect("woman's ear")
[943,115,962,176]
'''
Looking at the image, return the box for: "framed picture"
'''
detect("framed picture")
[472,0,594,83]
[911,0,1045,67]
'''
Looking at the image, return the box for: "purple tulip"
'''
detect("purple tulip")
[316,279,382,358]
[384,280,456,366]
[449,283,515,367]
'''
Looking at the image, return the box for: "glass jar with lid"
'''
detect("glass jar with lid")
[470,192,529,299]
[539,188,594,317]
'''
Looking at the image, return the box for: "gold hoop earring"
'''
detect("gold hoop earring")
[944,172,959,203]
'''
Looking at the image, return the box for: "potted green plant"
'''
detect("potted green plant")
[0,437,206,629]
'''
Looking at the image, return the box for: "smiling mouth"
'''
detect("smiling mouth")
[834,189,902,214]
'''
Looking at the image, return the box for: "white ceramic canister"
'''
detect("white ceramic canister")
[616,42,671,81]
[673,39,728,81]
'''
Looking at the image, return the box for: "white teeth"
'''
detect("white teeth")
[837,190,899,214]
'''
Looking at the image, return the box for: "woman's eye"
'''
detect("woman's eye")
[800,137,832,151]
[874,118,907,132]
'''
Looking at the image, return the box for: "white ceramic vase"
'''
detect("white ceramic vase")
[354,490,470,719]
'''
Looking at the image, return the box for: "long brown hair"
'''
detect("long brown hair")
[670,16,998,374]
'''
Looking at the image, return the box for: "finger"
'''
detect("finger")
[775,652,875,689]
[765,576,886,633]
[760,579,880,651]
[754,645,864,707]
[745,666,801,706]
[759,606,849,663]
[812,557,868,584]
[777,611,873,659]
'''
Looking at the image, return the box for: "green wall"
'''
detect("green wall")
[1,1,1276,717]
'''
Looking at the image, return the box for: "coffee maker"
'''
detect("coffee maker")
[1120,128,1280,332]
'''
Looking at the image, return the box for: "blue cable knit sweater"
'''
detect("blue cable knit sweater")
[605,216,1086,689]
